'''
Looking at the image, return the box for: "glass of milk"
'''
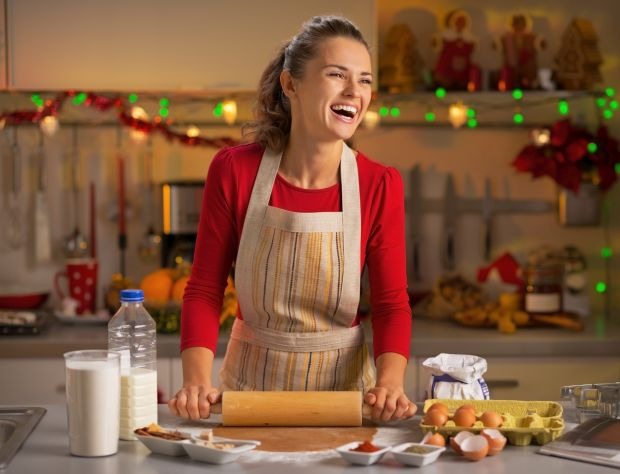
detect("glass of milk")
[64,350,120,457]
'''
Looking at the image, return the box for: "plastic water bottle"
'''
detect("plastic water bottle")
[108,289,158,440]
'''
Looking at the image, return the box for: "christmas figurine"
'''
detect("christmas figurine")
[432,9,481,90]
[379,23,424,93]
[554,18,603,90]
[494,13,545,90]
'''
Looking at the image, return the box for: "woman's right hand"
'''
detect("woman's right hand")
[167,385,221,420]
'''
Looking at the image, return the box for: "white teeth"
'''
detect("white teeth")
[331,104,358,115]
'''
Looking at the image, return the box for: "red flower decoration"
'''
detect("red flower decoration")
[512,119,620,192]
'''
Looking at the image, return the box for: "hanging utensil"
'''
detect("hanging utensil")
[4,128,23,249]
[33,131,52,264]
[481,178,494,262]
[63,126,89,258]
[441,173,457,271]
[138,136,161,262]
[116,128,127,277]
[408,165,423,281]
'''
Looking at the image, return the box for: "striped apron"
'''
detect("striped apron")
[219,143,375,392]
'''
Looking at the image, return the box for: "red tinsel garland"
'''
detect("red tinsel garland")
[0,90,240,149]
[512,119,620,192]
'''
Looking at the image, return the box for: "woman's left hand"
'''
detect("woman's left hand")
[364,385,417,421]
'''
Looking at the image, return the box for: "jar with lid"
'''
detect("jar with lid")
[523,262,564,314]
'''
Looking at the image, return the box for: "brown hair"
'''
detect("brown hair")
[243,16,369,153]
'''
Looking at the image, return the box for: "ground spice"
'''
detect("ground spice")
[350,440,380,453]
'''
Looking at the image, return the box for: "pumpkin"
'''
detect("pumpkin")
[140,269,175,306]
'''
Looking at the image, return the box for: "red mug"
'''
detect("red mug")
[54,259,99,315]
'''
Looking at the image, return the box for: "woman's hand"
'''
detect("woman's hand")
[167,385,221,420]
[364,385,417,421]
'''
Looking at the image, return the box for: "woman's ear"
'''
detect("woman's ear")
[280,69,296,99]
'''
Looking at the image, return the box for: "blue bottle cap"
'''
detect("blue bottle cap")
[120,289,144,302]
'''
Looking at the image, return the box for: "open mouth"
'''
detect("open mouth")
[330,104,358,120]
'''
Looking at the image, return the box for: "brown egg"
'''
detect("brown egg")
[453,409,476,427]
[460,435,489,461]
[422,432,446,447]
[481,428,507,455]
[427,402,449,416]
[449,430,475,455]
[423,410,448,427]
[456,404,477,416]
[480,410,502,428]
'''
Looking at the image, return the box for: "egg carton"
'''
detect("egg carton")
[420,399,564,446]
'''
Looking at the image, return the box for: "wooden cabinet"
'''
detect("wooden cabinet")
[0,358,173,405]
[408,356,620,402]
[6,0,375,91]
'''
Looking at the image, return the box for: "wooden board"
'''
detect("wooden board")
[213,421,378,452]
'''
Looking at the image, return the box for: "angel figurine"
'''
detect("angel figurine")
[494,13,546,90]
[433,9,479,90]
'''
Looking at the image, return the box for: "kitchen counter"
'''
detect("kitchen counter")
[1,315,619,359]
[3,404,616,474]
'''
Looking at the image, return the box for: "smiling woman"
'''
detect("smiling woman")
[169,16,415,425]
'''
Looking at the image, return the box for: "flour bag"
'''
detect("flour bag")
[422,353,490,400]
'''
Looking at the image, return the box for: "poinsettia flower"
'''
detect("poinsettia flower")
[566,139,588,162]
[598,162,618,191]
[550,119,572,147]
[555,164,583,193]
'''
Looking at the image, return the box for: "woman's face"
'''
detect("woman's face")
[283,36,372,143]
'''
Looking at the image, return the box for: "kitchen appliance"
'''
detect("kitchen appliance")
[161,181,204,268]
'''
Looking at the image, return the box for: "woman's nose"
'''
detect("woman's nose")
[343,78,361,97]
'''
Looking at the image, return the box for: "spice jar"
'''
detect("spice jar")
[523,262,564,314]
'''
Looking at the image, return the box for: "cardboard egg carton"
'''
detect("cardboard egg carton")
[420,399,564,446]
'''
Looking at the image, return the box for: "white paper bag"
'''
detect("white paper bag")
[422,353,490,400]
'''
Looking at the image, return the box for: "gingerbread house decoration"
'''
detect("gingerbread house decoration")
[554,18,603,90]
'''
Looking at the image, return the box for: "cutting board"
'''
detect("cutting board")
[213,422,378,452]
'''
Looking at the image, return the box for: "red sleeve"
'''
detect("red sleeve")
[366,167,412,360]
[180,148,237,354]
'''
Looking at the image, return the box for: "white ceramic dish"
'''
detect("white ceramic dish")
[391,442,445,467]
[335,441,391,466]
[183,439,260,464]
[135,433,191,456]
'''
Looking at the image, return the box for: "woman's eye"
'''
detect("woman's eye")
[329,72,345,79]
[361,78,373,85]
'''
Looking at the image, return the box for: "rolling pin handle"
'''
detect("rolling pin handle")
[362,403,373,419]
[209,402,222,415]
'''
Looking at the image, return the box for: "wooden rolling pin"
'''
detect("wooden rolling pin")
[209,391,373,426]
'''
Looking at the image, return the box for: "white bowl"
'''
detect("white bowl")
[135,433,191,456]
[183,438,259,464]
[335,441,391,466]
[391,442,445,467]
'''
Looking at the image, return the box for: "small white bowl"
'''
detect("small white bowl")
[183,439,259,464]
[335,441,391,466]
[135,433,191,456]
[391,442,445,467]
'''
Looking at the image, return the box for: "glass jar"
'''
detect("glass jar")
[523,262,564,314]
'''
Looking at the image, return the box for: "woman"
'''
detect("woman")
[168,15,415,422]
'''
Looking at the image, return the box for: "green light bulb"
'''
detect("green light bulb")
[595,282,607,293]
[616,163,620,174]
[159,107,169,117]
[587,142,598,153]
[558,100,570,115]
[596,97,607,108]
[466,108,476,118]
[390,107,400,117]
[159,97,170,107]
[213,102,223,117]
[435,88,447,99]
[72,92,87,105]
[610,100,619,110]
[467,118,478,128]
[601,247,613,259]
[30,93,41,104]
[379,106,389,117]
[603,109,614,120]
[605,87,615,97]
[512,89,523,100]
[425,111,436,122]
[128,93,138,104]
[513,113,524,124]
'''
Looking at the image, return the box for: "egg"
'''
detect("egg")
[453,409,476,427]
[422,432,446,447]
[449,430,475,455]
[459,434,489,461]
[480,410,503,428]
[427,402,449,416]
[423,410,448,427]
[481,428,507,455]
[456,404,477,416]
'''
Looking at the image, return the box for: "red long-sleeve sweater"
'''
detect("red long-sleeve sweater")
[181,142,411,360]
